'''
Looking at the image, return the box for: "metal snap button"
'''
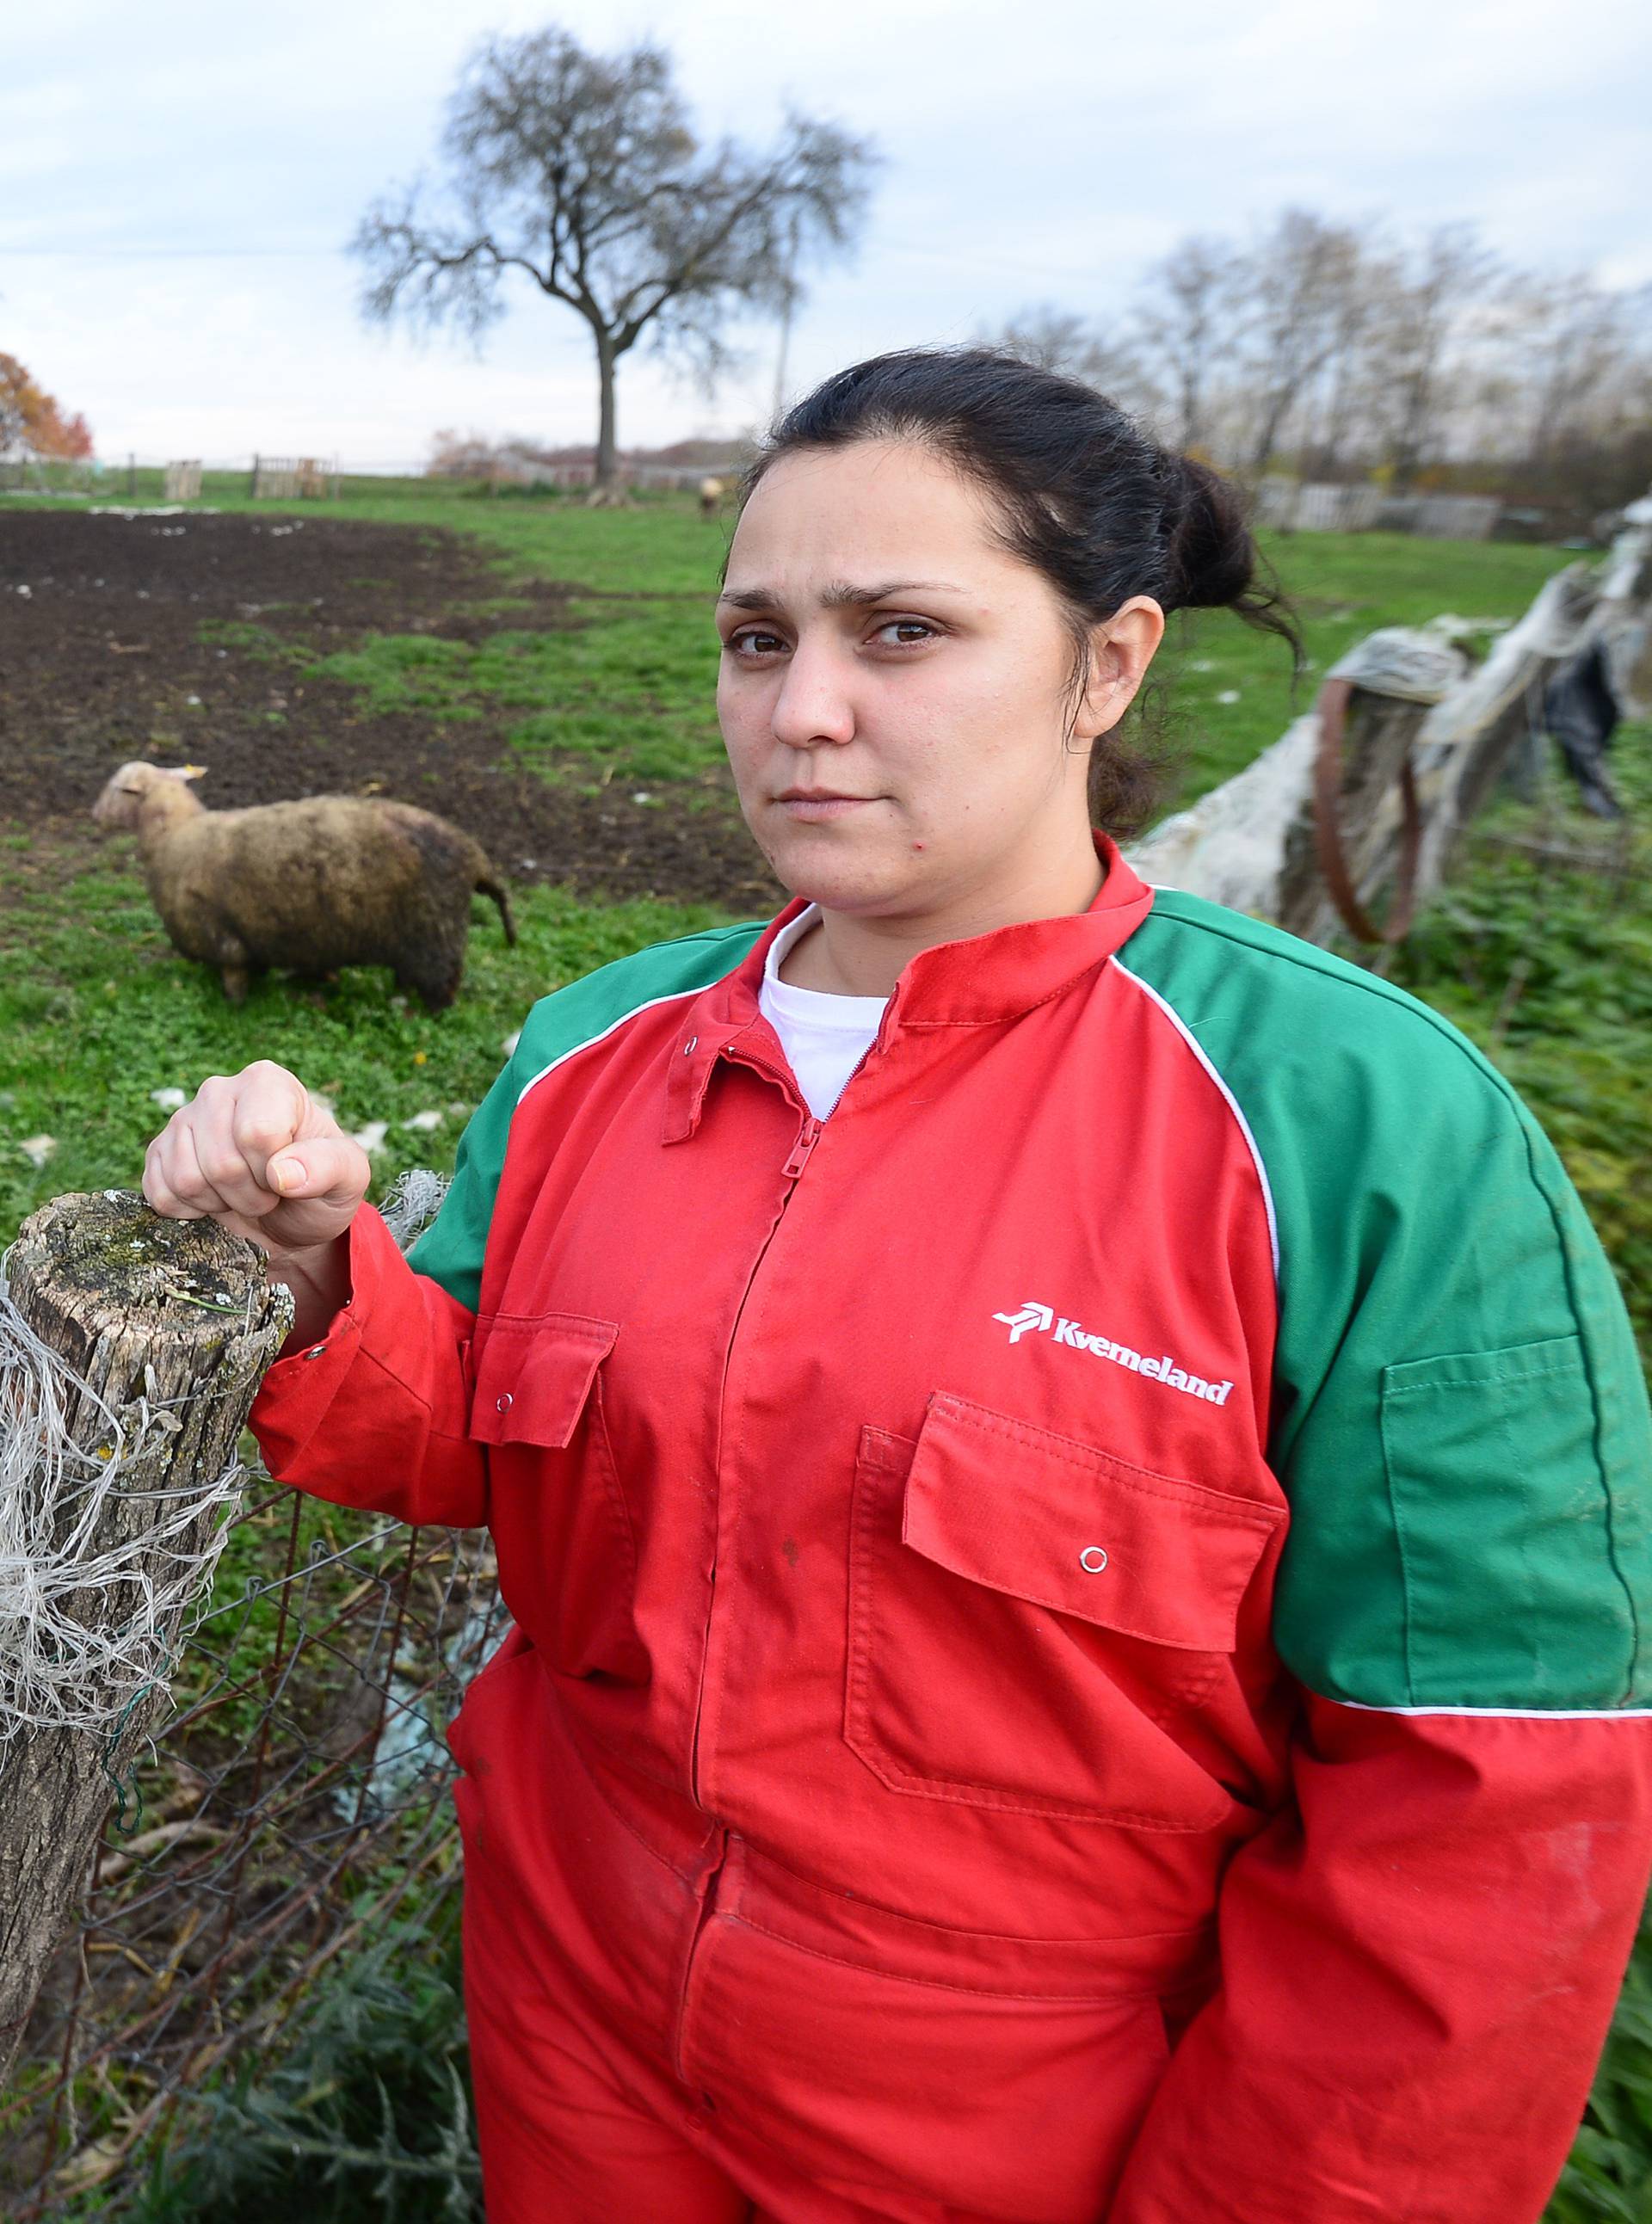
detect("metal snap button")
[304,1345,327,1360]
[1078,1545,1109,1574]
[496,1391,514,1414]
[684,1036,698,1054]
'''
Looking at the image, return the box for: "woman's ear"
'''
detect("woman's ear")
[1078,596,1166,738]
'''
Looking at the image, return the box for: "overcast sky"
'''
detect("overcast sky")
[3,0,1649,469]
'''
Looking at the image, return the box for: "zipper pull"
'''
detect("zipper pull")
[781,1118,823,1180]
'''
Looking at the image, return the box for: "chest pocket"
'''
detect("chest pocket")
[846,1390,1285,1831]
[470,1313,644,1683]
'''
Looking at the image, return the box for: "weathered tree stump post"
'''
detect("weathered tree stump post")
[1274,631,1468,946]
[0,1190,292,2091]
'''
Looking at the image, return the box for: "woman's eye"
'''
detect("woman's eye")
[725,627,787,657]
[872,619,938,649]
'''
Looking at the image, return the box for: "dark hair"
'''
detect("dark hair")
[729,346,1305,838]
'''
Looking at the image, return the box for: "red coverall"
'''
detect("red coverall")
[250,833,1652,2222]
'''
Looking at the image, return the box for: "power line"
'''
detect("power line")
[0,245,345,259]
[0,239,1112,284]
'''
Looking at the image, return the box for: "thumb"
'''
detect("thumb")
[268,1138,364,1201]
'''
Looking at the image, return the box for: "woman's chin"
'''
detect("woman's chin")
[761,836,892,909]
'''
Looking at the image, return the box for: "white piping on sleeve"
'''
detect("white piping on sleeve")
[515,986,703,1108]
[1337,1700,1652,1720]
[1110,956,1280,1286]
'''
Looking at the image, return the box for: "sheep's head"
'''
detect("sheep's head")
[92,761,206,829]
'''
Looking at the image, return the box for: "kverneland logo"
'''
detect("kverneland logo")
[992,1300,1234,1407]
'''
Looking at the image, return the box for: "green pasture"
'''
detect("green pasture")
[304,511,1579,802]
[4,491,1649,2219]
[17,467,1582,800]
[0,488,1584,1248]
[0,872,734,1253]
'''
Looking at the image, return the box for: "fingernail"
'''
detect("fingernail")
[270,1158,301,1193]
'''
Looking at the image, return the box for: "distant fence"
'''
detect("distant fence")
[1253,478,1504,539]
[1,455,743,502]
[0,455,97,496]
[250,454,339,500]
[0,458,1575,540]
[163,460,202,502]
[452,457,743,493]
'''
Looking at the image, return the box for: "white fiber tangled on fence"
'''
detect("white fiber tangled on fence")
[0,1278,243,1755]
[379,1166,452,1252]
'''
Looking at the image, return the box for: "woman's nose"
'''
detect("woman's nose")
[769,640,856,748]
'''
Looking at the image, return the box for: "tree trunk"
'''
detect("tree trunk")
[0,1191,292,2092]
[591,332,622,502]
[1389,371,1432,494]
[1175,373,1204,459]
[1249,410,1283,481]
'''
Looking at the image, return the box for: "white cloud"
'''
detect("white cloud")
[3,0,1647,465]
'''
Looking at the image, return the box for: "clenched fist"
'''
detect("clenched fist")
[143,1061,370,1347]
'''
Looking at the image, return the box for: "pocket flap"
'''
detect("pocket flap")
[903,1391,1284,1652]
[470,1313,620,1446]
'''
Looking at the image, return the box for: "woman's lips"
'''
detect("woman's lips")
[776,796,879,820]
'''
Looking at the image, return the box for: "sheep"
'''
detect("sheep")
[91,762,517,1009]
[698,476,725,518]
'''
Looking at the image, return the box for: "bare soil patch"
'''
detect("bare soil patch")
[0,509,787,914]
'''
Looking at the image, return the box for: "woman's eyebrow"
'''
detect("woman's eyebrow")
[717,579,963,612]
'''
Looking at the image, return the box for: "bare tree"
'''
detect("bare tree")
[1296,247,1390,480]
[353,28,878,497]
[1369,222,1500,489]
[992,209,1652,509]
[1132,235,1244,455]
[1229,209,1378,480]
[985,303,1160,416]
[1496,273,1649,468]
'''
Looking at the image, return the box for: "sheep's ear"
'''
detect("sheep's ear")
[178,764,208,781]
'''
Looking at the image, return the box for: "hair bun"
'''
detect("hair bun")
[1163,456,1254,612]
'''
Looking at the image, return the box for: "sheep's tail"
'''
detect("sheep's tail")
[478,874,518,946]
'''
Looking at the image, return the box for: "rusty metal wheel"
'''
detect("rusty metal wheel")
[1311,675,1424,944]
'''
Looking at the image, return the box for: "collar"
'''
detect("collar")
[761,905,889,1018]
[663,830,1152,1143]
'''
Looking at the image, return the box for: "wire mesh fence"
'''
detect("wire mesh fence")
[0,1500,502,2215]
[0,1193,499,2219]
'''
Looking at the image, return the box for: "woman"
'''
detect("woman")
[144,349,1652,2224]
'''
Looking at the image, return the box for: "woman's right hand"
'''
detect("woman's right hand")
[142,1060,372,1258]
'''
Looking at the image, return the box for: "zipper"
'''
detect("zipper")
[688,1082,846,1808]
[780,1115,824,1179]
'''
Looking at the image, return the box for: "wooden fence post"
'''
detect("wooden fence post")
[0,1191,292,2091]
[1274,636,1463,943]
[1123,507,1652,940]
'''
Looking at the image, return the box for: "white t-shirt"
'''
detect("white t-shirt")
[758,904,888,1121]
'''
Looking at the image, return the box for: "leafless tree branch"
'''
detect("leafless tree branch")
[350,28,879,490]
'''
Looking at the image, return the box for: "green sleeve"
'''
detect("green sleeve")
[1119,895,1652,1710]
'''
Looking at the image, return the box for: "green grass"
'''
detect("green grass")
[0,875,750,1243]
[318,507,1575,814]
[0,502,1590,1235]
[305,603,726,789]
[58,1887,479,2222]
[28,472,1581,819]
